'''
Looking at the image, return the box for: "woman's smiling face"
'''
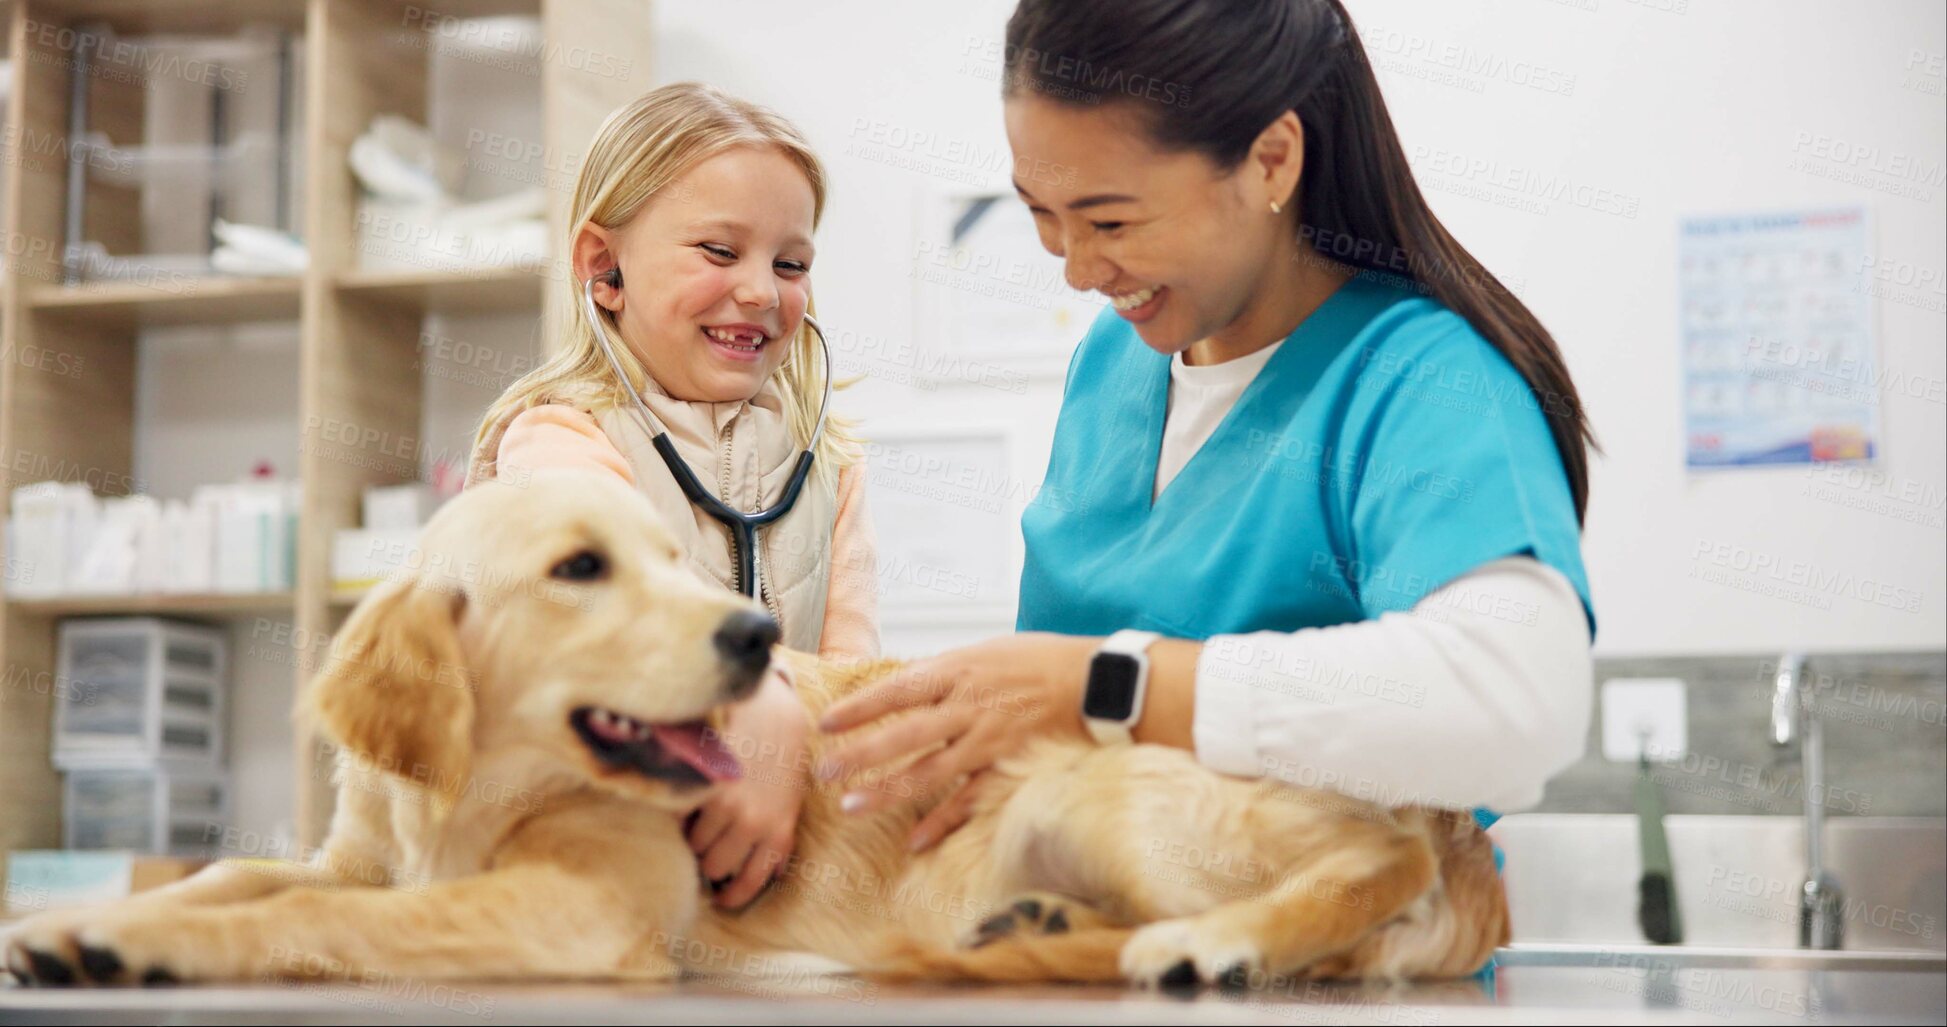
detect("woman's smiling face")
[595,145,817,403]
[1004,93,1281,357]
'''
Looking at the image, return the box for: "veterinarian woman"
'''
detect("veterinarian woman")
[819,0,1598,853]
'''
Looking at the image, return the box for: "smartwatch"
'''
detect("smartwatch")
[1082,630,1161,745]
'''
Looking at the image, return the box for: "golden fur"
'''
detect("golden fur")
[3,469,1507,989]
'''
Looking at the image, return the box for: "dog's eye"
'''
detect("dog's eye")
[550,549,608,581]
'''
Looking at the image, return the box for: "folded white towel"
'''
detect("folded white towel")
[211,219,308,275]
[440,187,548,230]
[349,115,461,203]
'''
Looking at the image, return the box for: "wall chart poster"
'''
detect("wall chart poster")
[1679,207,1878,469]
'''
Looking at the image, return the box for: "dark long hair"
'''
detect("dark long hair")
[1003,0,1596,522]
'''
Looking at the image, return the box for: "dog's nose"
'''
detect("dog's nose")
[714,610,779,672]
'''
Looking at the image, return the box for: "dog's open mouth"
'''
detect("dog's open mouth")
[569,706,742,786]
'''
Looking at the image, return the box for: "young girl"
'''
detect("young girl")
[465,82,878,911]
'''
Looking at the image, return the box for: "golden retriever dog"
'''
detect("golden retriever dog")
[3,468,1506,990]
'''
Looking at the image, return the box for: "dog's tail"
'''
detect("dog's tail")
[861,927,1134,984]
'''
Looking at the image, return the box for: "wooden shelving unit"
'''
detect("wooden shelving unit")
[22,277,305,328]
[334,265,550,315]
[0,0,654,874]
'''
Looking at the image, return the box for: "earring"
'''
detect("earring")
[1270,200,1283,215]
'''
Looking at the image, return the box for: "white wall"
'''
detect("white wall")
[1357,0,1945,656]
[650,0,1947,658]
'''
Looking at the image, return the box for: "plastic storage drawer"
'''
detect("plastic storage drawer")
[53,617,227,768]
[62,762,229,857]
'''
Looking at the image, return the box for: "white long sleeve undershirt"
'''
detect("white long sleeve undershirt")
[1157,346,1594,814]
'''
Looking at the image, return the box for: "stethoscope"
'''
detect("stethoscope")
[581,267,832,598]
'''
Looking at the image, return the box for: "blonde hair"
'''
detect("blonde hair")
[469,82,859,491]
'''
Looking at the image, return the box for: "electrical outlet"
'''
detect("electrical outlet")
[1601,678,1688,762]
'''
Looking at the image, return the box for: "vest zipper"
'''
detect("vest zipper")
[756,523,783,628]
[715,420,784,628]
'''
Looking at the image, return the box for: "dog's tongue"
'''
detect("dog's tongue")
[652,721,742,782]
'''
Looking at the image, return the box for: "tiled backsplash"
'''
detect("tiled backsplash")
[1537,652,1946,817]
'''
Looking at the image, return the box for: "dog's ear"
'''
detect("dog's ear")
[303,573,474,810]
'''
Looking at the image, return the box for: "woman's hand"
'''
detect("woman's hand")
[686,667,811,910]
[814,633,1098,853]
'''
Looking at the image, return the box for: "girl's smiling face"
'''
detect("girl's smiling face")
[579,145,817,403]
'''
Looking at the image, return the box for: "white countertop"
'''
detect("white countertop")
[4,958,1944,1025]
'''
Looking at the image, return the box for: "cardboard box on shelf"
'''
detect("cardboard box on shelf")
[331,526,421,592]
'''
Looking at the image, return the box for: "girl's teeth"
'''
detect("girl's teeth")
[1110,287,1157,310]
[704,327,765,349]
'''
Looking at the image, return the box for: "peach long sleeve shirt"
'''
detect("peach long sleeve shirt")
[495,403,881,663]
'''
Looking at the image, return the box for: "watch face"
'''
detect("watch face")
[1084,653,1142,721]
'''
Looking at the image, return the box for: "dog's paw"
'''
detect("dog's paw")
[966,892,1106,949]
[1119,917,1263,992]
[62,915,210,986]
[5,940,78,988]
[4,909,103,987]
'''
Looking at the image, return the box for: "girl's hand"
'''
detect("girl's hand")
[814,633,1098,853]
[686,667,811,909]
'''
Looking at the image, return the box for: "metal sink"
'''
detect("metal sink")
[1489,814,1946,959]
[1496,941,1946,971]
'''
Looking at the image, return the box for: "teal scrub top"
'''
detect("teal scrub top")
[1017,272,1596,865]
[1018,271,1597,645]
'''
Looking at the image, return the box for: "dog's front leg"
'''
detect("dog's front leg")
[4,857,379,986]
[68,863,677,985]
[62,804,698,985]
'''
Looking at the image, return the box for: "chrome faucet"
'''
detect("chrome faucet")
[1770,652,1844,949]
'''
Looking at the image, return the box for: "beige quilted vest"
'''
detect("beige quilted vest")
[475,376,836,654]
